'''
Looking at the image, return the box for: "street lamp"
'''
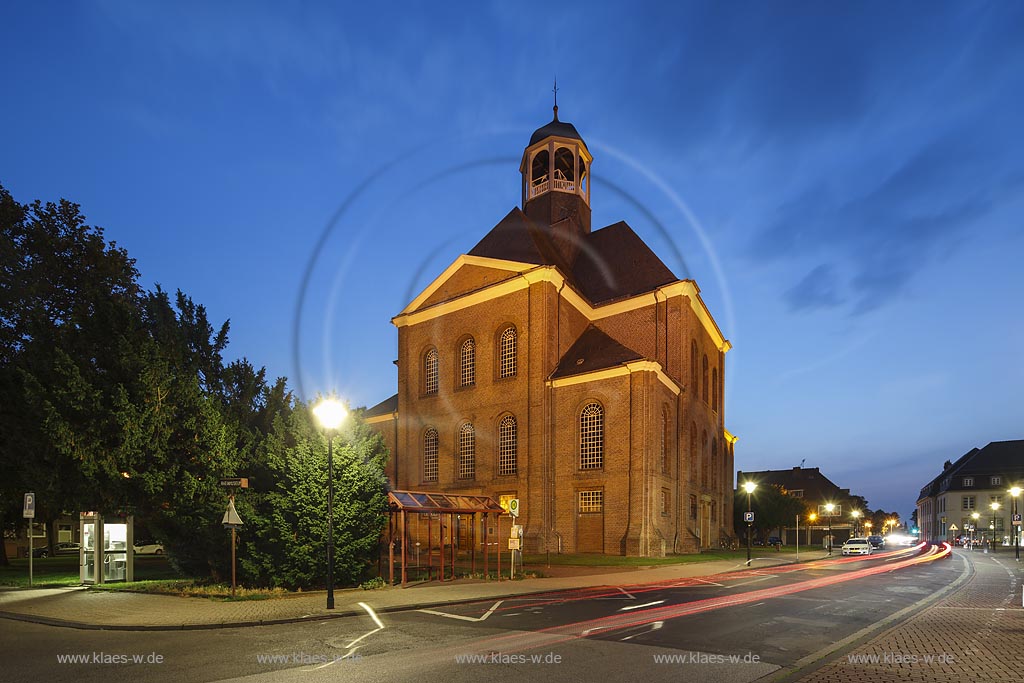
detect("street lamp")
[990,501,1000,554]
[851,510,861,537]
[824,503,835,555]
[1010,487,1021,561]
[971,511,980,551]
[313,397,348,609]
[743,482,757,566]
[808,512,817,547]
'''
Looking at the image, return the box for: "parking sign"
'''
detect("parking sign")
[743,511,754,523]
[23,493,35,519]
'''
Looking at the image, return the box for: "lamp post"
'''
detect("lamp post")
[313,397,348,610]
[1010,487,1021,561]
[990,501,1000,554]
[808,512,817,547]
[743,482,756,566]
[824,503,835,555]
[851,510,861,537]
[971,511,980,551]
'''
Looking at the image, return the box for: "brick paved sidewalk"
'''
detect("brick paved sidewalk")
[795,550,1023,683]
[0,552,823,630]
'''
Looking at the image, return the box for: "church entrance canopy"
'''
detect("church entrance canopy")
[386,490,508,586]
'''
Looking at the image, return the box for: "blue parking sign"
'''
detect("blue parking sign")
[23,492,35,519]
[744,511,754,523]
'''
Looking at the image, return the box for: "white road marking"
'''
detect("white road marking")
[419,600,504,622]
[309,602,385,671]
[692,578,725,586]
[621,621,664,640]
[619,600,665,611]
[617,586,636,599]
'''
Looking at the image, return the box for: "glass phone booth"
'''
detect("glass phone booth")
[79,512,134,584]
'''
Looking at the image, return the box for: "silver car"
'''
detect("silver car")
[841,538,873,556]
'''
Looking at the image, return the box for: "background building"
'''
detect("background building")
[366,107,736,556]
[916,440,1024,546]
[736,466,867,546]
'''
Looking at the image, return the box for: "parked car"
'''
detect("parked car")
[767,536,783,547]
[54,542,80,555]
[133,540,164,555]
[30,546,49,558]
[867,535,886,549]
[842,538,873,556]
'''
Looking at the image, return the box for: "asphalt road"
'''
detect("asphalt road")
[5,545,964,683]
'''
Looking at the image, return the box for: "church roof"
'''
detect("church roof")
[529,115,585,146]
[468,211,679,305]
[550,325,644,379]
[363,393,398,418]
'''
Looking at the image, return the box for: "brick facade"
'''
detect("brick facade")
[365,112,736,556]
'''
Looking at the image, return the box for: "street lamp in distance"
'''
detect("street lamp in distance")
[971,511,980,551]
[743,482,757,566]
[824,503,835,555]
[851,510,861,537]
[1009,486,1021,561]
[990,501,1000,554]
[313,397,348,610]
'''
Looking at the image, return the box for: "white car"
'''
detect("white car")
[841,538,873,556]
[133,541,164,555]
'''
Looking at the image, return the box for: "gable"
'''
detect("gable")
[419,263,522,309]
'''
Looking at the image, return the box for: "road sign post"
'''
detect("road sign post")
[24,493,35,586]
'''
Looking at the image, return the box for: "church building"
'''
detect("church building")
[365,104,736,556]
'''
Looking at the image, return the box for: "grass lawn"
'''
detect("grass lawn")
[0,555,181,588]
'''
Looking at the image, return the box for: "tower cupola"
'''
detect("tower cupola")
[520,97,592,237]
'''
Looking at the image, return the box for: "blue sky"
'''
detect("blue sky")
[4,2,1022,519]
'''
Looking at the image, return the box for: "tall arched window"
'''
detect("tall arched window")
[701,430,709,489]
[458,423,475,480]
[459,338,475,387]
[711,437,718,489]
[712,367,719,412]
[661,407,670,474]
[690,340,698,387]
[499,326,517,378]
[689,423,698,481]
[702,355,709,404]
[531,149,549,188]
[580,402,604,470]
[498,415,517,476]
[423,428,438,483]
[424,348,438,395]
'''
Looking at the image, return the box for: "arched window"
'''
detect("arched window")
[702,355,709,404]
[580,403,604,470]
[690,340,698,387]
[712,367,719,412]
[711,437,718,489]
[554,147,575,184]
[531,150,549,189]
[424,348,438,395]
[422,428,438,483]
[459,338,475,387]
[689,423,698,481]
[701,430,709,489]
[458,423,475,480]
[498,415,517,476]
[661,407,670,474]
[499,326,517,378]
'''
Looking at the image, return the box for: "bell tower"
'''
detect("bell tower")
[520,91,592,260]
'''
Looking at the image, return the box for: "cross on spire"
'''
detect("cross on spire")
[552,78,559,120]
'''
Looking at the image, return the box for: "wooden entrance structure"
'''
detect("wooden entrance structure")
[386,490,506,587]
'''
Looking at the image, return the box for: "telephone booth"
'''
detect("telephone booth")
[79,512,134,584]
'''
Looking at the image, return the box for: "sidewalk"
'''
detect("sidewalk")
[0,551,826,630]
[793,549,1023,683]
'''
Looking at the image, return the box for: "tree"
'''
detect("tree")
[734,485,811,540]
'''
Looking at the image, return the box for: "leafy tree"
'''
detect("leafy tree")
[734,485,811,540]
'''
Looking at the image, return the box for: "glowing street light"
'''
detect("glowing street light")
[990,501,1000,554]
[851,510,862,537]
[743,482,757,566]
[824,503,835,555]
[971,511,981,551]
[313,397,348,609]
[1009,487,1021,561]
